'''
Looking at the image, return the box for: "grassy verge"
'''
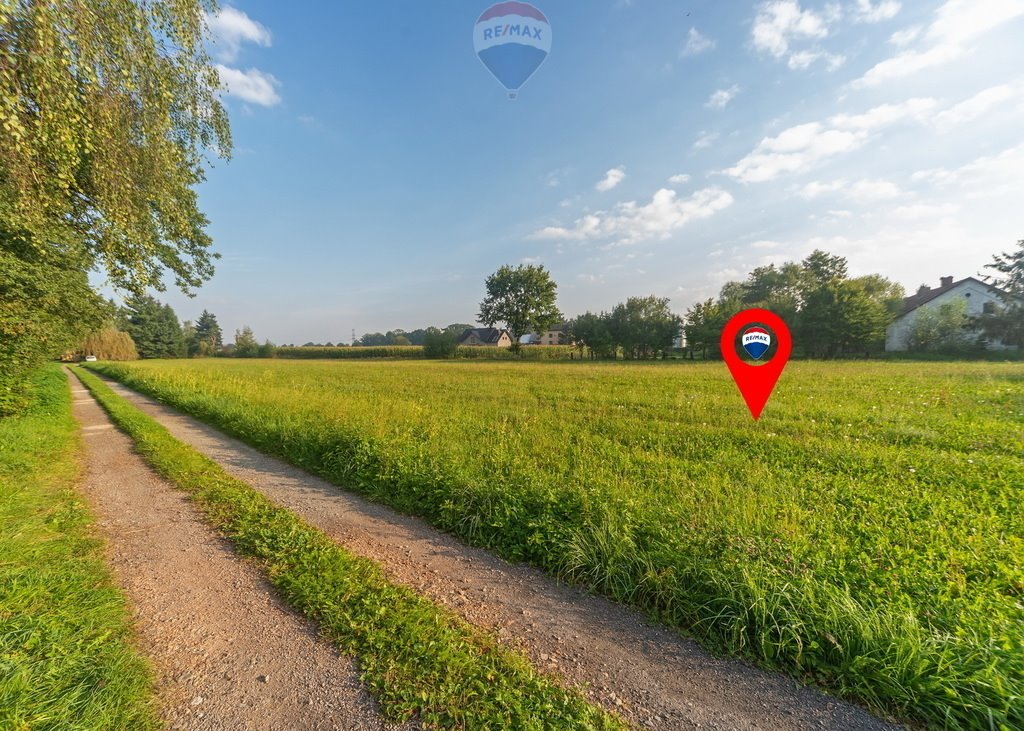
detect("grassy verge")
[0,365,156,730]
[73,366,623,730]
[85,358,1024,729]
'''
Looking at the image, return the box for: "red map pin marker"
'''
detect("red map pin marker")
[720,308,792,421]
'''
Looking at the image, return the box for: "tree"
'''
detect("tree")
[257,340,277,358]
[121,296,185,359]
[78,327,139,361]
[980,240,1024,347]
[607,296,681,359]
[684,299,732,360]
[906,299,974,353]
[702,250,902,359]
[1,0,231,410]
[190,310,222,356]
[234,326,259,358]
[423,328,459,358]
[478,264,561,352]
[568,312,616,359]
[1,236,110,412]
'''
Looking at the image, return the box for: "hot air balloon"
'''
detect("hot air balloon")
[741,327,772,360]
[473,2,551,99]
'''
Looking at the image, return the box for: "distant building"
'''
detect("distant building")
[524,322,569,346]
[885,276,1014,351]
[458,328,513,347]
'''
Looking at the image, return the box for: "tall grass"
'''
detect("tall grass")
[0,365,156,730]
[89,359,1024,729]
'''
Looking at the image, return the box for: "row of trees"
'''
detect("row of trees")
[569,297,680,359]
[75,243,1024,364]
[684,250,905,359]
[102,297,273,360]
[355,324,473,347]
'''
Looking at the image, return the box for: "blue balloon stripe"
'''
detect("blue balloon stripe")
[477,43,548,91]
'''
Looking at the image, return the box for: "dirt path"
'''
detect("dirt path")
[68,370,399,731]
[93,372,900,731]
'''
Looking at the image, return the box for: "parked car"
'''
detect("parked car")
[84,355,97,362]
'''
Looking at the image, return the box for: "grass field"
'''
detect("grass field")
[0,365,156,730]
[89,358,1024,728]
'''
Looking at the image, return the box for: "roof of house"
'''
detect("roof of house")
[899,276,1008,315]
[458,327,509,344]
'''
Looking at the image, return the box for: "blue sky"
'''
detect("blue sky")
[138,0,1023,344]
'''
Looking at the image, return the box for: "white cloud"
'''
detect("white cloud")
[787,49,846,70]
[681,27,716,56]
[534,215,602,241]
[596,167,627,192]
[891,202,959,218]
[854,0,1024,88]
[668,173,691,184]
[752,1,830,58]
[726,98,935,183]
[532,187,734,246]
[933,84,1020,131]
[847,179,902,201]
[705,85,740,109]
[206,7,271,63]
[751,240,781,249]
[799,179,847,198]
[725,123,863,182]
[693,131,719,150]
[215,65,282,106]
[829,97,937,131]
[911,142,1024,196]
[889,25,922,46]
[853,0,901,23]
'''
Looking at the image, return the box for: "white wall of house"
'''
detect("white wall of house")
[885,279,1008,351]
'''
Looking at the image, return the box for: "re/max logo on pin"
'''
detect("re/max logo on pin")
[481,23,544,40]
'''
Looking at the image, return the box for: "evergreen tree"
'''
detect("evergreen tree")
[190,310,223,356]
[121,296,185,359]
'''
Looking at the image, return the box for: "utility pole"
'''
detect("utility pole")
[351,328,356,346]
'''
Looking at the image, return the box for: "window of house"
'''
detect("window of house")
[983,302,996,314]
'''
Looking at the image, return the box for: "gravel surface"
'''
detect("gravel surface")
[68,370,400,731]
[94,372,902,731]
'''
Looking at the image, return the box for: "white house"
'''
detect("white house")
[523,323,569,346]
[885,276,1012,351]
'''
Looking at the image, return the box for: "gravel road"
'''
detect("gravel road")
[68,369,401,731]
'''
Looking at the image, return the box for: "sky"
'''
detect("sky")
[122,0,1024,344]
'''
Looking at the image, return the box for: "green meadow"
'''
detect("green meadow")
[89,358,1024,729]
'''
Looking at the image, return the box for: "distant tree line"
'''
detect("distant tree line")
[75,242,1024,364]
[568,296,681,360]
[354,324,472,347]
